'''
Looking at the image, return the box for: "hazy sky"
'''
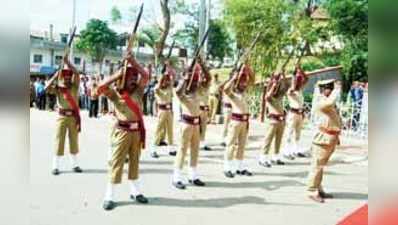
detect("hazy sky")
[30,0,222,34]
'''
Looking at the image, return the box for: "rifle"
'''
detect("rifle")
[117,3,144,90]
[234,32,262,88]
[60,26,77,71]
[186,28,210,90]
[188,28,210,72]
[161,39,175,74]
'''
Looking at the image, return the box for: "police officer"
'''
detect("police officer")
[151,60,176,158]
[283,65,309,160]
[97,52,149,210]
[172,60,207,190]
[208,73,221,124]
[259,71,290,167]
[45,54,83,175]
[223,64,255,177]
[307,79,342,203]
[197,62,212,151]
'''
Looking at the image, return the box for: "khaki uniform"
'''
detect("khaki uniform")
[284,89,305,155]
[307,89,341,193]
[104,88,143,184]
[197,85,210,141]
[154,86,174,145]
[222,99,232,141]
[224,91,249,162]
[261,80,289,161]
[208,80,221,123]
[52,82,80,156]
[174,92,201,173]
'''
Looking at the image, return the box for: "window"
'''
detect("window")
[55,55,62,65]
[74,57,81,65]
[33,54,43,63]
[60,34,68,43]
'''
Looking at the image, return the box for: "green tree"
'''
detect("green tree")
[326,0,368,83]
[110,6,122,24]
[76,19,118,74]
[207,19,233,65]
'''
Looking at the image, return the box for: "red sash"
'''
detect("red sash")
[121,90,146,149]
[59,87,81,132]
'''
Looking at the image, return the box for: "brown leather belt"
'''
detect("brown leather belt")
[59,109,74,117]
[267,113,286,122]
[116,120,140,132]
[181,114,200,125]
[319,127,341,136]
[224,103,232,108]
[231,113,250,122]
[158,103,172,111]
[290,108,305,115]
[200,105,210,111]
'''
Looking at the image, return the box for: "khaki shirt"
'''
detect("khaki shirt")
[176,91,200,117]
[266,79,289,115]
[287,89,304,109]
[104,88,143,122]
[154,86,173,104]
[313,89,342,145]
[209,80,221,96]
[53,82,79,110]
[225,91,249,114]
[197,85,210,106]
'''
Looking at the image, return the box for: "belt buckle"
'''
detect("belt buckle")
[279,116,284,121]
[193,118,199,124]
[129,123,138,130]
[166,104,171,109]
[66,111,73,116]
[243,115,248,120]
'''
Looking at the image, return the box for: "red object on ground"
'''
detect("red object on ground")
[337,204,368,225]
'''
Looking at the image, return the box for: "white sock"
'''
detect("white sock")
[70,154,79,168]
[236,160,245,171]
[52,156,61,170]
[151,145,158,154]
[259,155,269,163]
[129,179,142,196]
[224,160,232,171]
[167,145,176,153]
[272,154,281,161]
[104,183,116,201]
[172,169,183,183]
[189,167,198,180]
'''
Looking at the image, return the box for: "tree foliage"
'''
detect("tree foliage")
[208,19,233,62]
[110,6,122,24]
[76,19,117,71]
[325,0,368,83]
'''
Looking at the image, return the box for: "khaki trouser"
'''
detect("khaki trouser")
[286,112,304,143]
[109,127,141,184]
[199,110,209,141]
[225,120,248,161]
[307,140,338,192]
[222,109,232,139]
[208,95,219,123]
[262,120,285,156]
[154,110,174,145]
[55,116,79,156]
[174,123,200,170]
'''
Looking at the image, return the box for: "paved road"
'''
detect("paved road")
[30,108,368,225]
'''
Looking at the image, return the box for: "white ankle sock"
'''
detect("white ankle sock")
[52,156,61,170]
[129,179,141,196]
[104,183,116,201]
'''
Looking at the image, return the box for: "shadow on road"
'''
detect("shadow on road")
[205,180,305,191]
[332,192,368,200]
[115,196,311,209]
